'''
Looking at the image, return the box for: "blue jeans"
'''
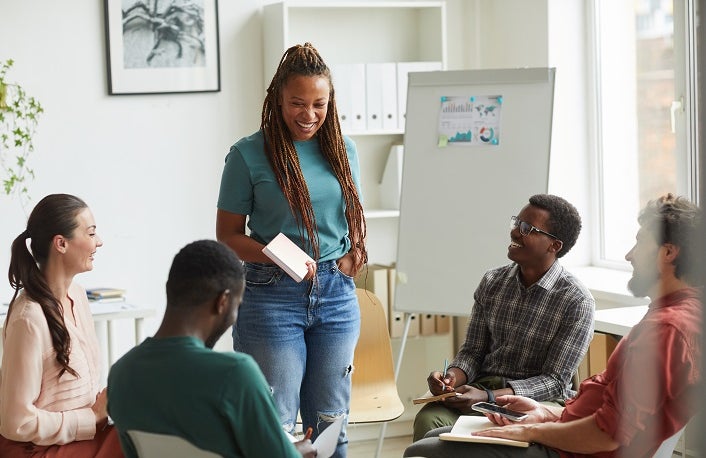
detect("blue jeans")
[233,260,360,458]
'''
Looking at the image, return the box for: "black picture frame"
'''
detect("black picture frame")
[104,0,221,95]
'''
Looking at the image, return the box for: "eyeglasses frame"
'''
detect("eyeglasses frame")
[510,216,562,242]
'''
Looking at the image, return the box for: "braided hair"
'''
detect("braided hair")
[261,42,367,271]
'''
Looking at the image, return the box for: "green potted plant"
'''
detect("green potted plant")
[0,59,43,205]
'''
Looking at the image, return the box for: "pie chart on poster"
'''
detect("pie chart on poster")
[479,127,494,143]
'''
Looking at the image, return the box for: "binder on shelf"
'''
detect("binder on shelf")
[420,313,436,335]
[387,264,419,337]
[380,62,398,130]
[330,64,352,131]
[365,63,384,130]
[349,63,367,132]
[331,63,366,132]
[435,315,452,334]
[389,311,405,338]
[407,313,420,337]
[388,265,403,338]
[379,144,404,210]
[354,264,390,321]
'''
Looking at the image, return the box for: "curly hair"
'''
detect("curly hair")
[528,194,582,258]
[637,193,702,282]
[260,42,367,271]
[167,240,245,308]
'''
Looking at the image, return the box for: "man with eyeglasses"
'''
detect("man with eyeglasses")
[412,194,595,442]
[406,194,702,458]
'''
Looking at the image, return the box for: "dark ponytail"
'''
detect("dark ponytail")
[7,194,88,378]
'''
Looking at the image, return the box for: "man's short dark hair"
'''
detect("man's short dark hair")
[638,193,702,282]
[528,194,582,258]
[166,240,245,308]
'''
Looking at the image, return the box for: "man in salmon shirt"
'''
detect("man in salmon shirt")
[404,193,702,458]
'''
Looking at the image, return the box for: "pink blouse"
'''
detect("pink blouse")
[0,282,102,445]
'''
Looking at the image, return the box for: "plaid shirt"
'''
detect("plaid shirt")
[451,261,595,401]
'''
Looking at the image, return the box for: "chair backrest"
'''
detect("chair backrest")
[652,426,686,458]
[127,430,222,458]
[349,288,404,424]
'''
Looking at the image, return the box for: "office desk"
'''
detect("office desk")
[593,305,647,337]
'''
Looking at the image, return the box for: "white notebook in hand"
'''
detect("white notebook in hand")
[262,232,315,282]
[439,415,530,448]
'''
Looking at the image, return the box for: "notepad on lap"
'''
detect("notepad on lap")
[412,391,460,404]
[262,232,315,282]
[439,415,530,448]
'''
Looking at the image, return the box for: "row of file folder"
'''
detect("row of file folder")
[330,61,443,133]
[354,263,451,338]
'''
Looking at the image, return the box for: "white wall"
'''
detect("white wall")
[546,0,591,266]
[0,0,590,351]
[471,0,591,267]
[0,1,265,316]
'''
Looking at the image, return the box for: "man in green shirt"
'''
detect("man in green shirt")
[108,240,315,458]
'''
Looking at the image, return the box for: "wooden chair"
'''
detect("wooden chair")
[127,430,221,458]
[349,288,405,456]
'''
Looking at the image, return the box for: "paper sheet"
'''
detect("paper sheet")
[286,417,345,458]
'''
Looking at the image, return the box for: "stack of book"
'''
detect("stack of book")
[86,288,125,302]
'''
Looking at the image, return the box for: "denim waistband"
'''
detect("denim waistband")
[245,259,338,269]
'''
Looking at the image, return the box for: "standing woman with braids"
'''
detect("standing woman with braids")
[216,42,366,457]
[0,194,123,457]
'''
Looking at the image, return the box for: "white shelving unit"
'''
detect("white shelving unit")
[263,0,447,265]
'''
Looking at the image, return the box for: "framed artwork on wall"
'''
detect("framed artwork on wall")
[104,0,220,95]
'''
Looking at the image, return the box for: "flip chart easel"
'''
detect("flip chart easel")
[390,67,555,424]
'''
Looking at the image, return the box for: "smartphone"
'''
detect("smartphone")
[471,402,528,421]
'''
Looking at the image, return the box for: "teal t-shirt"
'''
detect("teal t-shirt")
[217,130,362,261]
[107,336,301,458]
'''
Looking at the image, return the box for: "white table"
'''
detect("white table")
[1,301,156,367]
[593,305,648,337]
[89,302,156,365]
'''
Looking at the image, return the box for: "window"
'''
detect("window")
[590,0,699,267]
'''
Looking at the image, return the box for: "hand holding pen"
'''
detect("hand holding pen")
[294,427,316,458]
[441,358,449,389]
[440,358,457,392]
[427,358,456,395]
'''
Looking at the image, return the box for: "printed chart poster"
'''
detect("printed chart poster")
[437,95,502,147]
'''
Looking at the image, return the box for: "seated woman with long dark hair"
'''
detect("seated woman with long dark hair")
[0,193,123,458]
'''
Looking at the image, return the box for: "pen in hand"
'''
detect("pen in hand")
[441,358,449,390]
[304,426,313,441]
